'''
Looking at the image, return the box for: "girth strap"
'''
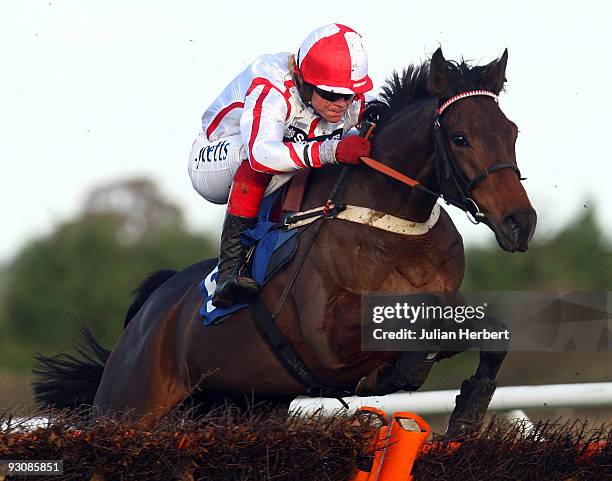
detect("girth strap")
[249,295,353,404]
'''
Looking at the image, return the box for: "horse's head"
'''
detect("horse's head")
[427,48,537,252]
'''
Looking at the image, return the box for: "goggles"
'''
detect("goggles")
[314,87,354,102]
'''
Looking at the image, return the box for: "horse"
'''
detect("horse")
[33,47,536,438]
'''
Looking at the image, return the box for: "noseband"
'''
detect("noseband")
[432,90,524,223]
[362,90,525,224]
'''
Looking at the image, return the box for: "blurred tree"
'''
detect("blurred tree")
[0,264,7,290]
[0,263,7,310]
[0,178,216,358]
[82,178,183,244]
[463,206,612,290]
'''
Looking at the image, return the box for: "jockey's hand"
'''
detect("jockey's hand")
[335,136,371,165]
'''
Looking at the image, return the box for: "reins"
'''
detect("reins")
[360,155,469,213]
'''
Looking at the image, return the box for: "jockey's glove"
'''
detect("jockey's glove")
[334,136,371,165]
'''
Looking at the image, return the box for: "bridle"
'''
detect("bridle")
[433,90,525,222]
[263,92,526,403]
[362,90,525,224]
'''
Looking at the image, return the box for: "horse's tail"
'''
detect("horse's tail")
[32,269,179,409]
[123,269,178,328]
[32,324,110,409]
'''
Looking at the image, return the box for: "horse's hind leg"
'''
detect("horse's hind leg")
[445,317,509,439]
[94,349,192,423]
[93,297,195,423]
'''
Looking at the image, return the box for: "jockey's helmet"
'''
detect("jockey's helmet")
[295,23,373,96]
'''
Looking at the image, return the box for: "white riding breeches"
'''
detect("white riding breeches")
[188,133,296,205]
[188,134,246,204]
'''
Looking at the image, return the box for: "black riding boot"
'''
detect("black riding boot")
[212,214,259,308]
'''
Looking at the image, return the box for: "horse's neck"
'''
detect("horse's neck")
[344,102,439,223]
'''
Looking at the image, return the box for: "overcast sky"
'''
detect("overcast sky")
[1,0,610,261]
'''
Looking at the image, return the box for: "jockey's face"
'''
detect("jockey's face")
[311,90,354,123]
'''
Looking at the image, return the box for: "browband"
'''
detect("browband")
[436,90,497,116]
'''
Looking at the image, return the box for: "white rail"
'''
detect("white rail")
[5,382,611,431]
[290,382,612,415]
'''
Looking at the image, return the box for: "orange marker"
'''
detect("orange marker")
[374,412,431,481]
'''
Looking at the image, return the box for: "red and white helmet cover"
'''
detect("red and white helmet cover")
[296,23,373,95]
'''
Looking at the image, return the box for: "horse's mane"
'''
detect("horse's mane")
[363,58,501,127]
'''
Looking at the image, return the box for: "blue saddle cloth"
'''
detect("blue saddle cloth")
[199,190,298,325]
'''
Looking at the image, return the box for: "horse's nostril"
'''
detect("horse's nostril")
[504,214,519,233]
[500,210,536,251]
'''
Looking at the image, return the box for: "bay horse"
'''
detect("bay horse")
[33,48,536,438]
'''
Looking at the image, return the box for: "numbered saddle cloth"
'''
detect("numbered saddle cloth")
[199,190,299,325]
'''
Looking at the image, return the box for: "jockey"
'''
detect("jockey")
[188,23,373,308]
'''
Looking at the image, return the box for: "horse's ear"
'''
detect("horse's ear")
[428,47,449,97]
[483,49,508,94]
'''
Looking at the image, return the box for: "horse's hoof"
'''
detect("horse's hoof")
[444,420,478,440]
[444,376,497,439]
[354,365,394,396]
[355,374,377,397]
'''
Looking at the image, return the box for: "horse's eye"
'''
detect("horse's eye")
[452,135,469,147]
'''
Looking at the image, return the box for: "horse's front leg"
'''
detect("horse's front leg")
[354,294,451,396]
[354,350,440,396]
[444,316,509,439]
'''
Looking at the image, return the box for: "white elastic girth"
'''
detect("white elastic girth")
[286,203,441,236]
